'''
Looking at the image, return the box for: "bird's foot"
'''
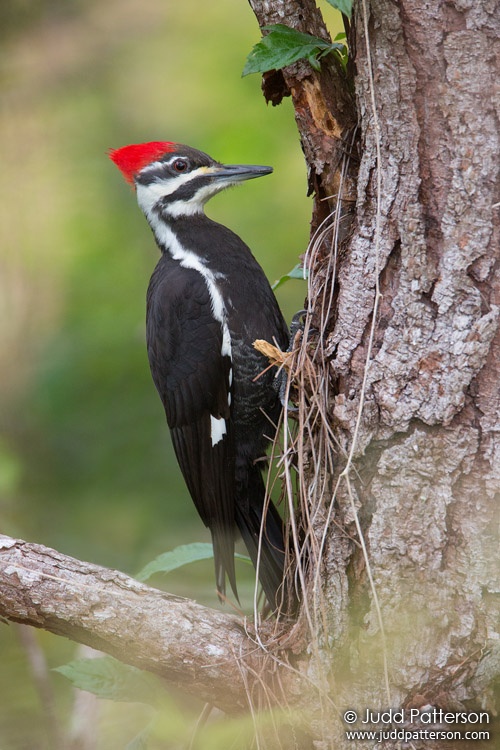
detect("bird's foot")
[276,309,308,409]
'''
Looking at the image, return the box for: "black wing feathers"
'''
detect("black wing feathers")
[146,258,237,599]
[235,465,286,611]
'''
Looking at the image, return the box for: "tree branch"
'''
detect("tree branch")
[0,535,300,714]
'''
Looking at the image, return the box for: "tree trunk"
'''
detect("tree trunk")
[248,0,499,746]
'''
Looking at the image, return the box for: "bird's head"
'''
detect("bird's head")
[109,141,272,219]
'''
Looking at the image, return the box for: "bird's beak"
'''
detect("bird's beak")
[209,164,273,183]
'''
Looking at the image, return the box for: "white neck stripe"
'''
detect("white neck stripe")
[144,206,232,359]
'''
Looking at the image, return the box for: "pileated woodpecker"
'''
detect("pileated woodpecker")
[109,141,289,610]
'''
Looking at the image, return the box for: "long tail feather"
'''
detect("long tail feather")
[235,465,287,612]
[212,524,238,603]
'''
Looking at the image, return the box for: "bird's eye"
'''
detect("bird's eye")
[172,159,188,173]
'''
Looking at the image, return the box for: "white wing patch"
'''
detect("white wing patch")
[210,415,227,447]
[227,367,233,406]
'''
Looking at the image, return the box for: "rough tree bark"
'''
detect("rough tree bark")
[247,0,499,747]
[0,0,498,747]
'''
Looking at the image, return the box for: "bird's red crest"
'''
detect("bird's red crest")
[108,141,176,184]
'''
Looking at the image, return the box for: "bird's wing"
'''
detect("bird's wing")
[146,260,237,598]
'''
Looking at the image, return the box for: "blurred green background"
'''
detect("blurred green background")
[0,0,341,746]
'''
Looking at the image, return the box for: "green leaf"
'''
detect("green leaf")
[243,24,344,77]
[136,543,213,581]
[272,263,307,291]
[136,543,251,582]
[54,656,164,706]
[324,0,353,18]
[126,732,148,750]
[125,726,152,750]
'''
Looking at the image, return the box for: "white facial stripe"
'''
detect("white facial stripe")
[136,168,204,202]
[165,182,228,218]
[136,166,238,218]
[210,415,227,446]
[136,165,213,212]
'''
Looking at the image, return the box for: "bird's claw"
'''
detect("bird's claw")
[276,309,308,409]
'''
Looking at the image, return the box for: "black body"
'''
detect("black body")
[146,211,289,609]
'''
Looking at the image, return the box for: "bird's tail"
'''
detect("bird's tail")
[235,464,289,613]
[211,522,239,604]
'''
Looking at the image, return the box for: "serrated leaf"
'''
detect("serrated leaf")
[324,0,353,18]
[136,543,251,582]
[54,656,164,706]
[243,24,344,77]
[272,263,307,291]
